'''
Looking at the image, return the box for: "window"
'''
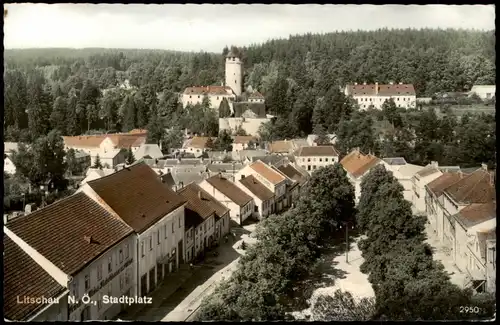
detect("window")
[95,264,103,283]
[172,222,175,233]
[217,96,219,100]
[125,270,130,286]
[189,95,192,98]
[141,241,145,257]
[97,294,102,310]
[319,158,322,162]
[307,158,311,162]
[164,225,167,239]
[307,165,311,171]
[204,223,207,232]
[72,279,79,297]
[108,283,112,298]
[149,236,153,251]
[313,165,317,170]
[198,95,200,98]
[157,231,161,245]
[85,274,90,291]
[125,244,129,259]
[179,217,181,228]
[325,158,329,162]
[222,218,225,227]
[120,273,124,290]
[397,98,400,101]
[235,80,237,84]
[119,249,123,264]
[108,256,113,272]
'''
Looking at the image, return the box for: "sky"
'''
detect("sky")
[4,4,496,52]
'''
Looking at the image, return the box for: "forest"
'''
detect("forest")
[3,28,496,168]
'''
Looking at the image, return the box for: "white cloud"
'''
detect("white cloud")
[4,4,495,52]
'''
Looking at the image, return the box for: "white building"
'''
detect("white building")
[382,157,424,203]
[4,192,136,321]
[340,149,383,204]
[225,49,243,97]
[4,142,19,156]
[199,174,254,225]
[344,82,417,110]
[80,168,116,186]
[411,161,443,214]
[82,163,187,297]
[235,160,288,213]
[236,174,275,219]
[4,155,16,175]
[232,135,257,152]
[182,136,216,158]
[293,146,339,174]
[469,85,496,100]
[306,134,337,146]
[178,183,217,262]
[181,85,236,111]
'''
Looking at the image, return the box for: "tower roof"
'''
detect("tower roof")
[226,49,241,58]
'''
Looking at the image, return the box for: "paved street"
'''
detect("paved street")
[116,222,259,322]
[424,222,469,288]
[291,235,374,320]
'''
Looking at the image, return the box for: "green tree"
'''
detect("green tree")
[214,130,234,152]
[50,96,68,133]
[93,154,103,169]
[125,148,136,165]
[146,111,165,145]
[219,97,232,118]
[312,124,330,145]
[162,127,184,152]
[234,125,248,136]
[65,148,80,176]
[121,94,136,132]
[312,290,376,321]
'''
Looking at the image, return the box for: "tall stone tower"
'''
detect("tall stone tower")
[225,49,242,97]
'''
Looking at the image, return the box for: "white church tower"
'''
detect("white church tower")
[225,49,242,97]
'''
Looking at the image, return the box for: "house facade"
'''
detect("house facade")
[236,160,288,213]
[382,158,424,203]
[4,155,16,175]
[200,174,254,225]
[182,136,216,158]
[82,163,187,297]
[340,149,382,204]
[412,161,443,214]
[344,82,417,110]
[4,192,135,321]
[236,174,275,219]
[293,145,339,173]
[181,86,236,111]
[469,85,496,100]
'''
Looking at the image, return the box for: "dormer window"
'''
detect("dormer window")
[232,57,235,61]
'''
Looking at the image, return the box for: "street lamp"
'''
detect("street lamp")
[339,221,355,263]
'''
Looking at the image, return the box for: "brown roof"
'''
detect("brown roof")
[239,175,275,201]
[184,85,233,95]
[233,102,267,118]
[277,164,308,186]
[178,184,216,221]
[345,83,416,97]
[6,192,134,275]
[4,236,67,321]
[250,160,286,185]
[233,135,256,144]
[248,92,264,99]
[129,129,148,134]
[205,175,253,207]
[63,134,106,148]
[107,134,146,149]
[294,145,339,157]
[340,149,381,178]
[455,202,496,229]
[88,163,187,233]
[185,184,229,219]
[188,136,216,149]
[268,140,294,153]
[426,172,467,198]
[444,169,496,204]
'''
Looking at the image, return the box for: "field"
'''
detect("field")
[436,104,495,119]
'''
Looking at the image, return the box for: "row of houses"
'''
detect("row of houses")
[336,147,496,294]
[4,159,309,321]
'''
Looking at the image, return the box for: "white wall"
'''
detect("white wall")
[225,57,242,96]
[296,155,338,173]
[68,234,136,321]
[137,205,185,296]
[4,157,16,175]
[412,172,443,213]
[353,95,416,110]
[234,178,273,219]
[219,117,271,137]
[471,86,496,100]
[181,93,235,111]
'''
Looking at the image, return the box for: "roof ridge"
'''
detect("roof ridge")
[87,161,147,185]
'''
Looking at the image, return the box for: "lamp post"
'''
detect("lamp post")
[339,221,355,263]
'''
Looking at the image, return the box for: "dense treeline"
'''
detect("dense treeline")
[356,166,495,320]
[4,29,495,165]
[194,164,356,321]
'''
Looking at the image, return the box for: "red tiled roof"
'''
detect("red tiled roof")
[455,202,496,229]
[250,160,286,185]
[178,184,216,220]
[277,164,308,186]
[340,149,381,178]
[88,163,187,233]
[205,175,253,207]
[63,134,146,149]
[107,134,146,149]
[268,140,294,153]
[184,86,233,96]
[129,129,148,134]
[183,183,229,219]
[426,172,468,198]
[6,192,134,275]
[345,83,416,97]
[294,145,339,157]
[63,135,107,148]
[4,236,67,321]
[233,135,256,144]
[444,168,496,204]
[248,92,264,99]
[239,175,274,201]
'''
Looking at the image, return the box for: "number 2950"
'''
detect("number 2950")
[460,306,480,313]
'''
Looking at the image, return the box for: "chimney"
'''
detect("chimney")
[218,172,222,179]
[198,191,202,200]
[430,161,438,168]
[481,163,488,171]
[84,235,92,244]
[3,214,8,224]
[241,174,245,180]
[375,82,379,95]
[363,82,367,85]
